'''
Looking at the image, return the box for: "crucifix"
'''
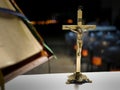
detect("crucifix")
[62,7,96,84]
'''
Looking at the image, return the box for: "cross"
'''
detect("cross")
[62,7,96,84]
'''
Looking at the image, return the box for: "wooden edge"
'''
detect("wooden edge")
[1,48,54,83]
[3,56,51,83]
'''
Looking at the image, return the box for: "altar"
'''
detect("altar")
[5,72,120,90]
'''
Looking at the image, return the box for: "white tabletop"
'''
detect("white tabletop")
[5,72,120,90]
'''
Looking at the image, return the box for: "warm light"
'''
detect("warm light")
[30,21,37,25]
[51,20,57,23]
[92,56,102,66]
[30,19,58,25]
[73,44,77,50]
[82,49,88,57]
[37,21,45,25]
[45,20,57,25]
[45,20,51,25]
[67,19,73,24]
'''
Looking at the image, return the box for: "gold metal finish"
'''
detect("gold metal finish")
[62,7,96,84]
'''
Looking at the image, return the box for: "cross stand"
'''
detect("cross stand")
[62,7,96,84]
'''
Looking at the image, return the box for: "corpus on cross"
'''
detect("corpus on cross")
[62,6,96,84]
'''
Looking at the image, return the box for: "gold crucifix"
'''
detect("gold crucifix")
[62,7,96,84]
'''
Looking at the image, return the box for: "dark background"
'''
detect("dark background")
[14,0,119,38]
[15,0,101,21]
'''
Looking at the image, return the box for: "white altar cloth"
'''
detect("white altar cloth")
[5,72,120,90]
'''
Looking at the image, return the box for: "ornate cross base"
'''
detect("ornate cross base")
[66,72,92,84]
[62,7,96,85]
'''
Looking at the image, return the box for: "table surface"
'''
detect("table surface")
[5,72,120,90]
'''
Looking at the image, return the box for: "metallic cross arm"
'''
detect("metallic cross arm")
[77,9,82,26]
[62,25,96,30]
[62,25,78,30]
[82,25,96,31]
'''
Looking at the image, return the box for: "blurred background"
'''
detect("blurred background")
[15,0,120,74]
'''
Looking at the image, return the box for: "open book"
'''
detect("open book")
[0,0,54,89]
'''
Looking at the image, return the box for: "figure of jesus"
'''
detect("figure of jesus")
[62,7,96,84]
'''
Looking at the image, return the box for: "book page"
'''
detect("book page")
[0,0,43,69]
